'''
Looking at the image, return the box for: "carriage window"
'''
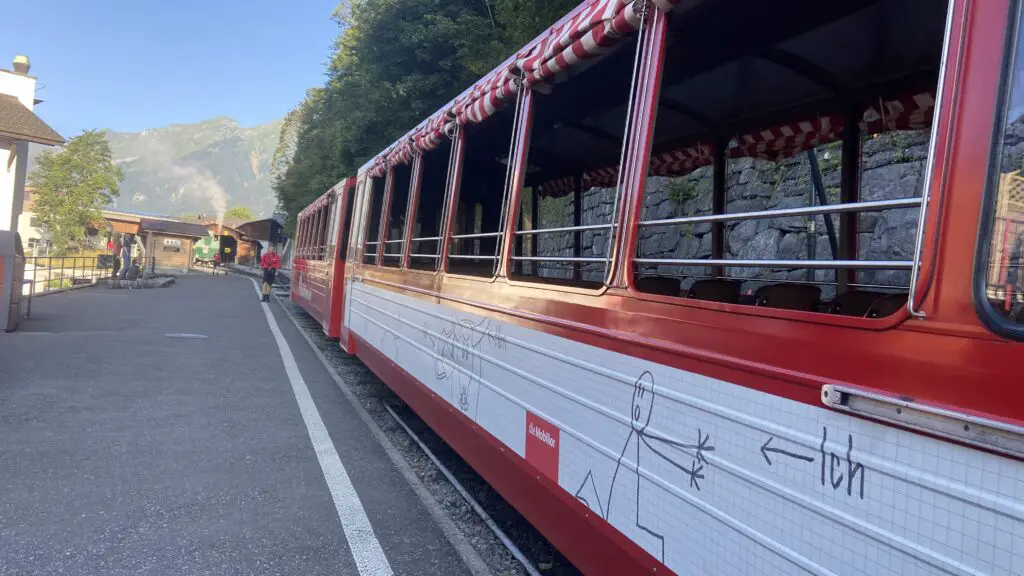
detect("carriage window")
[362,177,385,265]
[311,204,326,261]
[325,195,340,261]
[339,185,356,260]
[633,0,947,320]
[349,179,368,261]
[511,33,639,288]
[978,5,1024,338]
[447,106,517,277]
[410,139,453,271]
[382,163,412,268]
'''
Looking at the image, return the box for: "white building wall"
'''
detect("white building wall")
[0,67,40,232]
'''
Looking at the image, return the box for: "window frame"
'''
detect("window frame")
[360,175,387,266]
[444,109,521,281]
[404,152,446,273]
[296,212,307,259]
[338,180,357,261]
[615,6,940,330]
[381,162,415,269]
[974,0,1024,341]
[349,178,369,263]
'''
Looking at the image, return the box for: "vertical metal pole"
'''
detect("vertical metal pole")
[60,257,65,289]
[573,176,583,281]
[515,206,524,276]
[806,148,839,262]
[839,109,861,293]
[532,188,540,275]
[712,142,727,278]
[404,156,424,269]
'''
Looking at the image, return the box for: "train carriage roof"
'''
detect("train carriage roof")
[359,0,668,177]
[360,0,945,190]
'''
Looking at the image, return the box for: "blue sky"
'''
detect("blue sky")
[0,0,340,137]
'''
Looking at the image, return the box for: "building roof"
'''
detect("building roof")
[0,94,63,146]
[237,218,285,242]
[139,219,211,239]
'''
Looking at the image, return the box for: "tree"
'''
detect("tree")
[28,130,123,254]
[273,0,579,232]
[225,206,256,222]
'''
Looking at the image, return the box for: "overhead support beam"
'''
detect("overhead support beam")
[759,48,851,95]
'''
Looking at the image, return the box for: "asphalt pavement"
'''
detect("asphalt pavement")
[0,274,474,576]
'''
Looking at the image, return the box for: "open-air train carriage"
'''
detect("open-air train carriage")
[290,177,356,341]
[300,1,1024,574]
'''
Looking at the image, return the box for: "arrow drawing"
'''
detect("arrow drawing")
[760,436,815,466]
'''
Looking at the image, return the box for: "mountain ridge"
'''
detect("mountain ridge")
[29,116,284,219]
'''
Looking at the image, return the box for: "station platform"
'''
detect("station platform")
[0,274,479,576]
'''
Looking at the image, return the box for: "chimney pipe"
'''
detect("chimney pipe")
[12,55,30,75]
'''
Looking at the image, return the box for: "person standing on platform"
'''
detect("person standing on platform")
[118,233,134,280]
[112,234,122,280]
[259,245,280,303]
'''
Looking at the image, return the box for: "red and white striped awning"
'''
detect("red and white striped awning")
[538,176,576,197]
[728,116,841,162]
[859,92,935,134]
[412,107,457,153]
[387,140,416,167]
[650,142,714,177]
[519,0,643,88]
[535,89,936,194]
[454,63,522,125]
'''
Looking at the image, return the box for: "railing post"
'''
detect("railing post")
[60,257,65,290]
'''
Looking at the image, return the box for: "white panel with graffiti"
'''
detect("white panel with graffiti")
[346,281,1024,576]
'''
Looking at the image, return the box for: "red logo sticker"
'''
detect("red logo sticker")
[525,412,559,483]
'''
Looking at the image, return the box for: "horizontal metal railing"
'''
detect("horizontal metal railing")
[636,198,921,229]
[448,254,497,260]
[410,253,440,259]
[451,231,503,240]
[634,272,908,291]
[511,256,607,263]
[515,223,614,235]
[411,236,442,242]
[633,258,912,270]
[635,198,920,273]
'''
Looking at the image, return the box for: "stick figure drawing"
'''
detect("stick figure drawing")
[425,311,506,420]
[573,371,714,563]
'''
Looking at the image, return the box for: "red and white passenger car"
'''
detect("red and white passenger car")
[292,177,356,341]
[294,1,1024,574]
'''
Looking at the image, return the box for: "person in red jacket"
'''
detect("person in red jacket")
[259,245,281,302]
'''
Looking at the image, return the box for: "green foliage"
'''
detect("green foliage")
[816,141,842,173]
[225,206,256,222]
[887,131,915,164]
[538,194,571,227]
[665,178,699,206]
[28,130,124,255]
[274,0,579,231]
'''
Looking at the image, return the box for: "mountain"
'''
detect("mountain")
[29,116,283,219]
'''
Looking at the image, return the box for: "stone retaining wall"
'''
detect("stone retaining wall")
[532,130,929,297]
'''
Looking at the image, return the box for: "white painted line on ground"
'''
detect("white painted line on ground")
[249,278,393,576]
[272,290,495,576]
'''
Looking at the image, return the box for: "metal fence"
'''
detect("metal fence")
[22,256,156,298]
